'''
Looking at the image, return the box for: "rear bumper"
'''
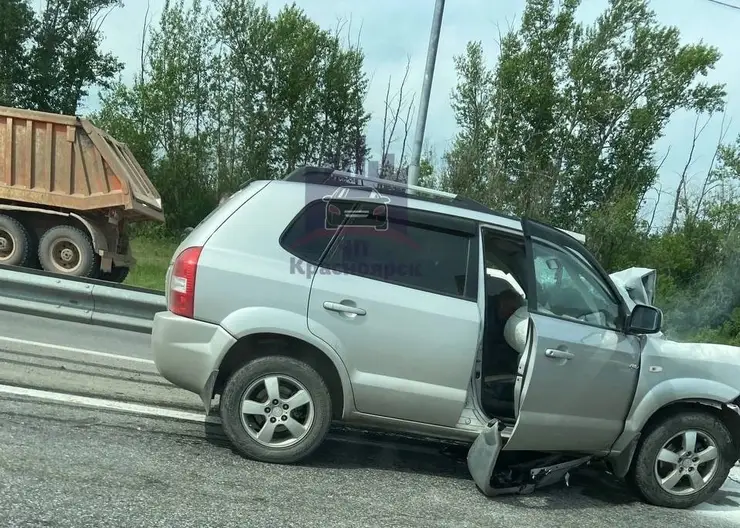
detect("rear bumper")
[151,311,236,411]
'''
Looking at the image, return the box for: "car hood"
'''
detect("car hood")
[610,267,656,307]
[643,335,740,393]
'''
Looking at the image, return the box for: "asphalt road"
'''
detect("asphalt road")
[2,397,739,528]
[0,313,739,527]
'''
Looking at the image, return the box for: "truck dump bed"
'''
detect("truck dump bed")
[0,106,164,223]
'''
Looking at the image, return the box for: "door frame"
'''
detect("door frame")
[508,217,636,438]
[475,223,532,419]
[520,217,631,328]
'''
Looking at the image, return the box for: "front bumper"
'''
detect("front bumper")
[151,311,236,412]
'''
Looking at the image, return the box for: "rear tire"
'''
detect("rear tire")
[631,411,734,509]
[38,225,98,278]
[220,355,332,464]
[0,214,33,267]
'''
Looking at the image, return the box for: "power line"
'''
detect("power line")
[705,0,740,11]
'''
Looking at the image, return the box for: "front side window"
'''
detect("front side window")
[532,241,622,330]
[321,207,474,299]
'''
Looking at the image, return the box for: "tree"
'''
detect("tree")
[444,0,726,269]
[440,41,496,205]
[0,0,37,107]
[92,0,217,233]
[376,57,416,180]
[650,136,740,340]
[26,0,124,114]
[213,0,370,180]
[93,0,372,234]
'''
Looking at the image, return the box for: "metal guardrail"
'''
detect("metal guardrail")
[0,264,165,333]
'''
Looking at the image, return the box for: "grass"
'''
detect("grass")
[125,236,180,291]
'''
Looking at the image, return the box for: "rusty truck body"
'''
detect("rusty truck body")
[0,106,164,281]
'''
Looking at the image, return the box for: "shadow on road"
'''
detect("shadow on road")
[202,419,740,511]
[307,430,473,481]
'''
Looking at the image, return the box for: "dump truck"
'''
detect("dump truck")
[0,105,165,282]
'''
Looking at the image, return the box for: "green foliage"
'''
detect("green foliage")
[3,0,735,347]
[93,0,370,233]
[0,0,124,113]
[0,0,37,107]
[445,0,725,261]
[27,0,124,114]
[692,309,740,347]
[442,0,738,345]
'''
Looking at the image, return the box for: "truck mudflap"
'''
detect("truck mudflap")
[467,420,593,496]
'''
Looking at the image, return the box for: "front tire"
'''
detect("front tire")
[631,411,735,509]
[220,355,332,464]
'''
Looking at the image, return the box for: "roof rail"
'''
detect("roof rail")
[282,165,515,218]
[328,169,457,200]
[282,166,588,246]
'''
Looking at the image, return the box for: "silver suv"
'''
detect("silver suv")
[152,166,740,509]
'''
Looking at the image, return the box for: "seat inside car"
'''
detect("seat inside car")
[480,276,526,420]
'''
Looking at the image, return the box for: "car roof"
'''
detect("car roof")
[281,166,524,232]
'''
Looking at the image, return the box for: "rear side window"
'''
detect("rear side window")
[322,206,476,299]
[280,200,341,264]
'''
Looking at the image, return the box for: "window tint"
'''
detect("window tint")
[280,200,341,264]
[533,241,621,329]
[322,210,474,298]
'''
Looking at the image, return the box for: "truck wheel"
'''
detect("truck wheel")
[99,266,130,283]
[220,355,332,465]
[631,411,735,509]
[0,214,33,267]
[38,225,97,278]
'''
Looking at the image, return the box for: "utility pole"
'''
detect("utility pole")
[406,0,446,188]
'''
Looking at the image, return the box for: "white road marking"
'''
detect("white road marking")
[0,384,451,456]
[0,384,218,424]
[2,384,733,506]
[0,335,154,365]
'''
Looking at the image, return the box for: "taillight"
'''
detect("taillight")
[169,246,203,319]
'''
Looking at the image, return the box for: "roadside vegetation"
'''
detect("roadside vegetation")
[1,0,738,345]
[127,237,178,292]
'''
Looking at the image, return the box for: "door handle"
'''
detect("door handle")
[323,301,366,316]
[545,349,574,360]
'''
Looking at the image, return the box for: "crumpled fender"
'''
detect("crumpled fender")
[467,420,592,497]
[467,420,511,496]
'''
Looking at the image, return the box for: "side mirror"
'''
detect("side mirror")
[627,303,663,334]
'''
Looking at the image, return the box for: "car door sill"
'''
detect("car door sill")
[344,410,513,443]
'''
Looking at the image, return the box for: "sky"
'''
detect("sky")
[86,0,740,223]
